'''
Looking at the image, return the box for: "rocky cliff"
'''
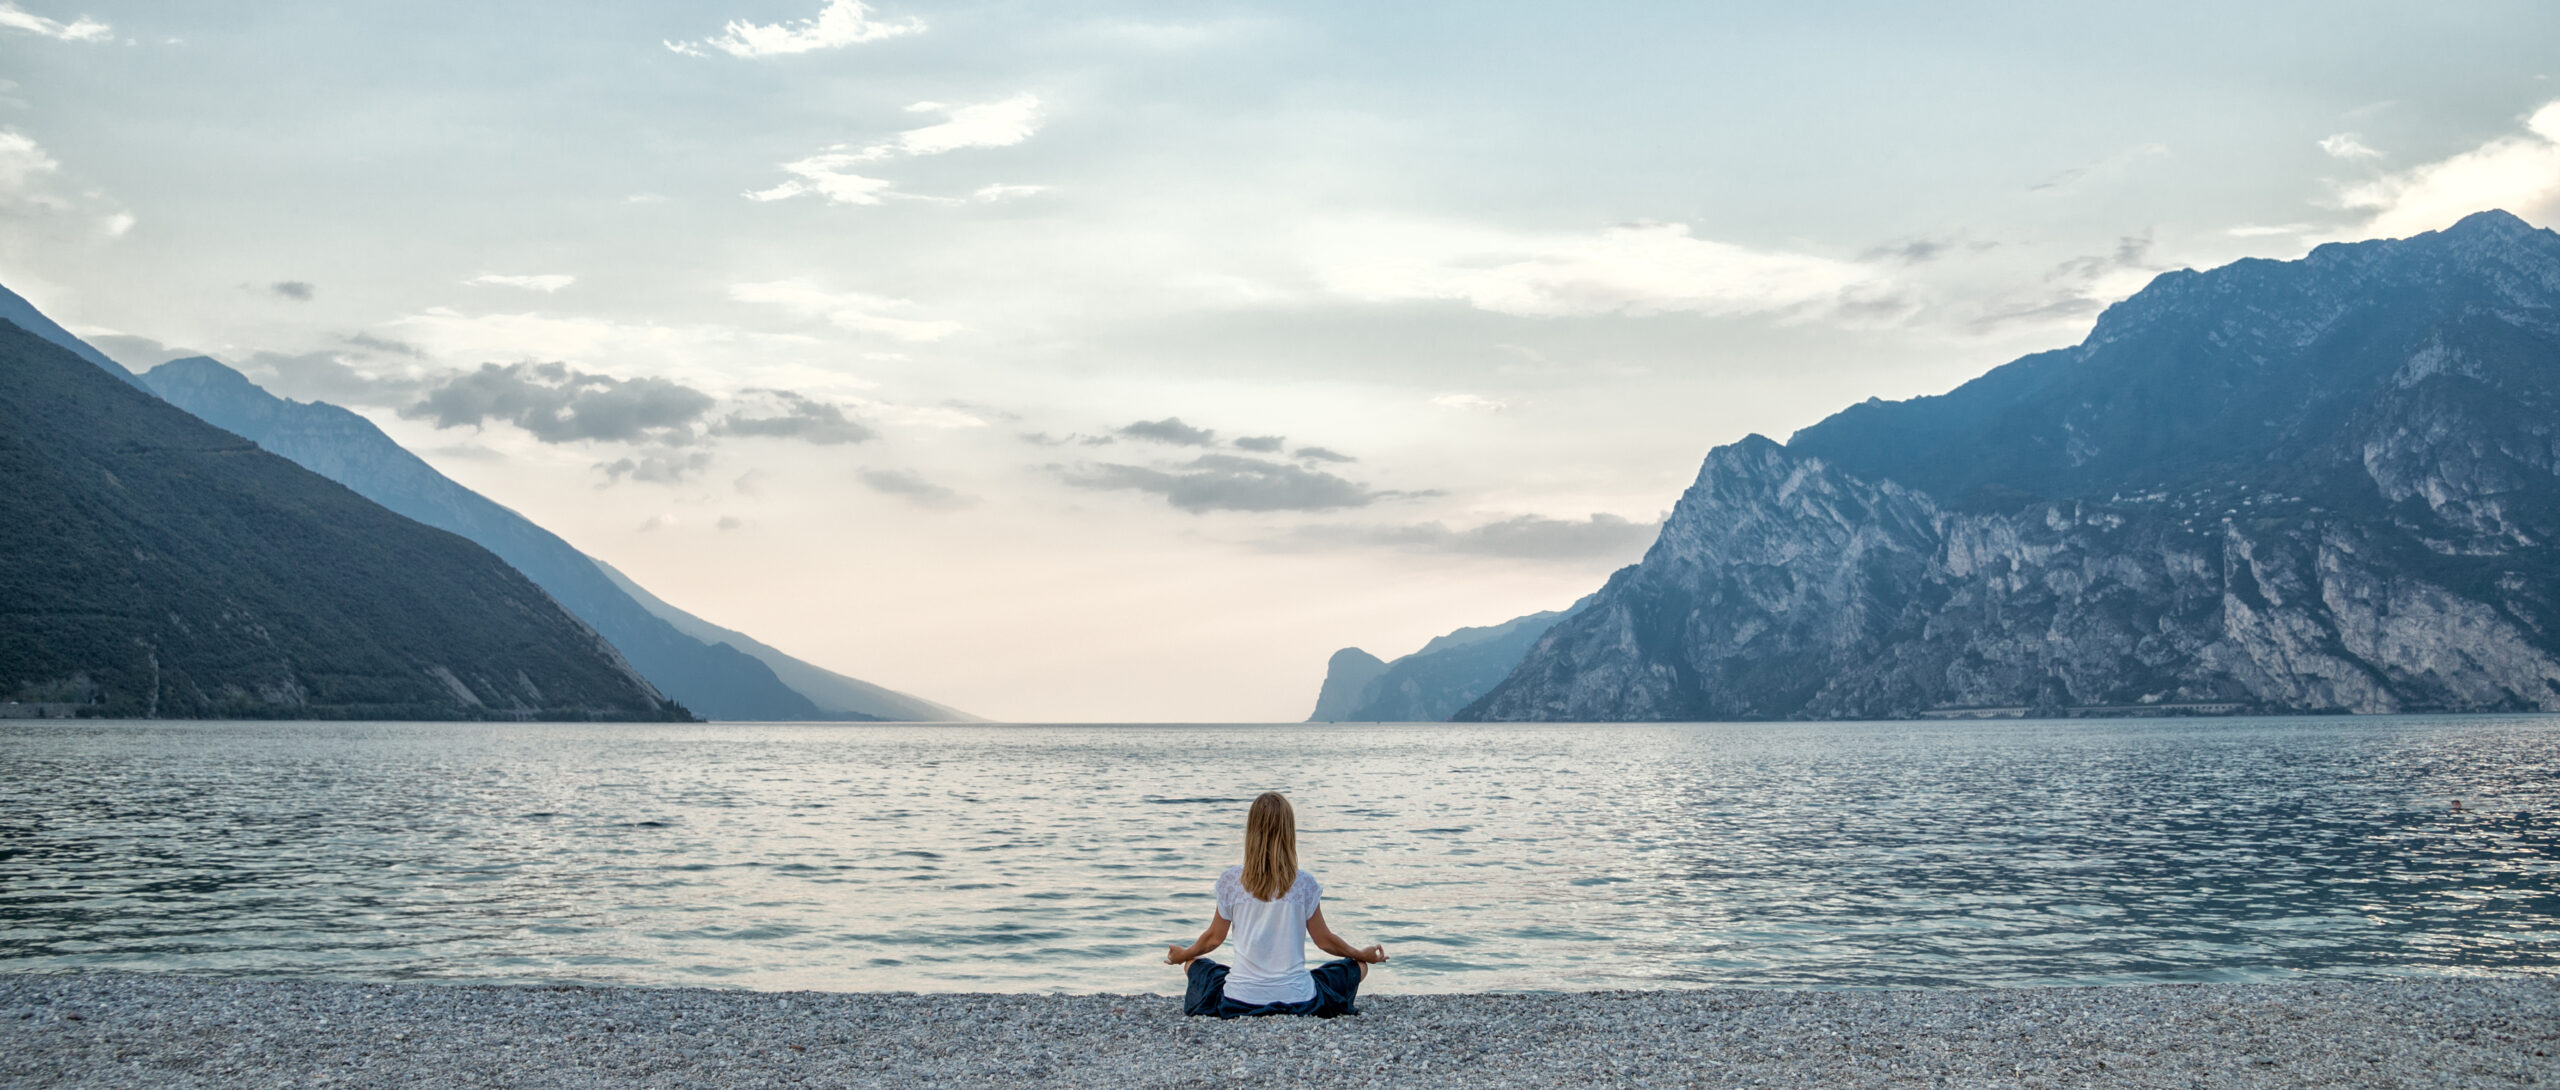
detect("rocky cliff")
[1462,210,2560,720]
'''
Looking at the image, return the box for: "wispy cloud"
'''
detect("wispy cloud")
[466,272,576,292]
[1431,393,1507,412]
[970,183,1049,203]
[602,452,714,486]
[729,279,962,342]
[1289,513,1663,562]
[2027,143,2168,192]
[666,0,921,59]
[2336,101,2560,238]
[0,2,109,42]
[2318,133,2382,160]
[745,152,899,205]
[716,389,875,444]
[0,128,132,237]
[746,96,1045,206]
[269,280,314,301]
[1316,219,1883,320]
[1060,454,1405,513]
[859,467,974,510]
[2226,223,2315,238]
[1118,417,1218,446]
[865,95,1043,160]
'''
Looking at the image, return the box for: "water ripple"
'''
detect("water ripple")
[1,717,2553,993]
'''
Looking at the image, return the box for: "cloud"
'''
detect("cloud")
[1294,513,1664,562]
[1232,435,1284,453]
[716,388,874,444]
[746,95,1044,205]
[1432,393,1507,412]
[0,130,61,206]
[236,348,422,405]
[0,129,130,240]
[1317,219,1882,320]
[269,280,314,301]
[342,332,424,358]
[717,515,745,530]
[2027,143,2169,192]
[859,467,974,510]
[971,183,1049,202]
[745,151,899,205]
[383,306,822,373]
[1860,235,1977,265]
[404,361,716,444]
[729,280,961,342]
[870,95,1044,159]
[2318,133,2382,160]
[666,0,922,58]
[1118,417,1217,446]
[1061,453,1390,513]
[467,273,576,292]
[1967,232,2161,332]
[2337,101,2560,238]
[1021,431,1117,447]
[601,452,714,486]
[0,2,109,41]
[2226,223,2314,238]
[1292,446,1355,463]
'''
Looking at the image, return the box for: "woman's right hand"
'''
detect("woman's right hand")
[1166,944,1191,965]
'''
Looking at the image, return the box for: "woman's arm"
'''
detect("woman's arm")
[1305,907,1387,964]
[1165,912,1230,965]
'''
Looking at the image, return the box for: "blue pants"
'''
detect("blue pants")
[1183,957,1364,1018]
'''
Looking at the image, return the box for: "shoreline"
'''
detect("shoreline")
[5,973,2553,1088]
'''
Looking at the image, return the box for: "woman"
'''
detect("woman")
[1164,792,1388,1018]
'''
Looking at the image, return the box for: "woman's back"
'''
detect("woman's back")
[1215,865,1321,1005]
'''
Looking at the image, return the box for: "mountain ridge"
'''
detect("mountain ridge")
[0,319,685,720]
[136,354,970,722]
[1462,210,2560,721]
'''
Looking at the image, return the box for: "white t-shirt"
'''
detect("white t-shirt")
[1215,865,1321,1005]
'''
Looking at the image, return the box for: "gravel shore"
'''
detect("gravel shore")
[3,972,2553,1088]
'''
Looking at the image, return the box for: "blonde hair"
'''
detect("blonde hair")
[1241,791,1299,901]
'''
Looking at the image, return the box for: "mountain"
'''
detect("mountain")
[1309,600,1585,722]
[0,319,685,720]
[1463,210,2560,721]
[592,559,978,722]
[137,356,970,722]
[1307,648,1388,721]
[0,282,147,390]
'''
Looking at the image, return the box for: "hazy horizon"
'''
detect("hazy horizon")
[5,1,2559,719]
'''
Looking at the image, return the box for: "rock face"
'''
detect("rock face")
[136,355,973,723]
[1463,210,2560,721]
[0,320,685,720]
[1307,648,1390,721]
[1309,602,1585,722]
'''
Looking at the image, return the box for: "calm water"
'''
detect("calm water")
[1,717,2554,994]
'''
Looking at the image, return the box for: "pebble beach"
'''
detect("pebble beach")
[4,973,2553,1089]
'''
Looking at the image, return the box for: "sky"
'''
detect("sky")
[4,1,2560,721]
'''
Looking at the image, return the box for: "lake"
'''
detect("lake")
[2,717,2553,994]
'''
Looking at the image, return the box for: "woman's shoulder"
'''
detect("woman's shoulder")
[1291,869,1322,905]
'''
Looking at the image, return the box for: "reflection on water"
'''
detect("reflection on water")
[1,717,2553,993]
